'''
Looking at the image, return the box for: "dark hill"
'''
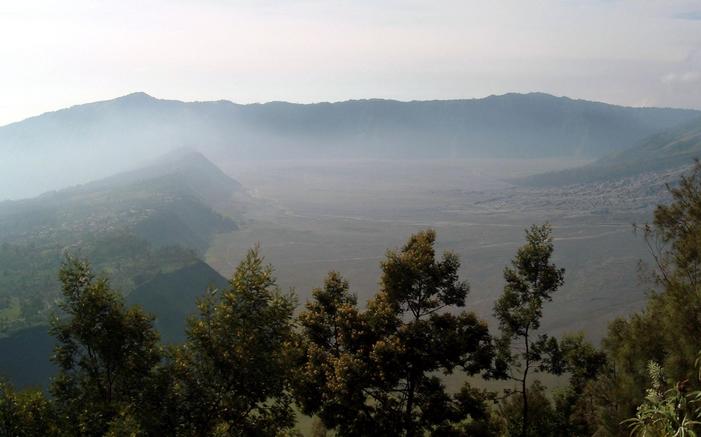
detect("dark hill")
[1,92,698,199]
[0,325,56,390]
[128,261,228,344]
[0,261,228,389]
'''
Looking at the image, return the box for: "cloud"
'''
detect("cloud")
[3,0,701,124]
[674,11,701,20]
[661,71,701,84]
[661,45,701,87]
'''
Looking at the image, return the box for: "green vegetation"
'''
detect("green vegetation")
[577,162,701,435]
[165,246,297,435]
[0,380,58,437]
[0,234,197,332]
[4,163,701,435]
[295,230,494,436]
[0,227,596,436]
[493,223,565,437]
[623,360,701,436]
[50,257,161,436]
[0,150,239,333]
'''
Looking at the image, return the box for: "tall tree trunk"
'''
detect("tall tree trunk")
[405,369,416,437]
[521,329,530,437]
[521,372,528,437]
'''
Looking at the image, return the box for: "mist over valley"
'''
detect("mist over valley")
[3,2,701,432]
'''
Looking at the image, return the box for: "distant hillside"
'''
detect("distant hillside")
[83,148,243,207]
[0,151,240,333]
[519,117,701,187]
[0,149,239,250]
[1,92,698,199]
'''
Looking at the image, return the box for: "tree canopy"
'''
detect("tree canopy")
[295,229,496,436]
[4,164,701,436]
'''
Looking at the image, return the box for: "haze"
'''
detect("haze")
[1,0,701,126]
[5,3,701,434]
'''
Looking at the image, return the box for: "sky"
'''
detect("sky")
[0,0,700,126]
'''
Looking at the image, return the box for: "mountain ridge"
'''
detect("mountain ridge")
[2,91,699,199]
[8,91,698,126]
[0,149,239,250]
[517,116,701,187]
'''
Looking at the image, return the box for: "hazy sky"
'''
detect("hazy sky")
[1,0,700,125]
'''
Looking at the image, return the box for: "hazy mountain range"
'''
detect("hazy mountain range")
[2,92,699,199]
[3,92,701,391]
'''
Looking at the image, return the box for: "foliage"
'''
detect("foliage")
[294,271,370,432]
[0,234,197,333]
[547,333,607,436]
[295,229,494,436]
[623,359,701,437]
[493,224,565,437]
[592,162,701,435]
[9,182,701,437]
[49,256,162,436]
[499,380,556,437]
[0,152,235,334]
[0,380,59,436]
[166,246,297,436]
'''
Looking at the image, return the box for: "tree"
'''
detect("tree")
[498,380,556,437]
[294,271,371,433]
[637,161,701,380]
[547,334,607,436]
[0,380,58,437]
[296,230,494,436]
[169,246,297,436]
[493,224,565,437]
[591,162,701,435]
[50,256,161,435]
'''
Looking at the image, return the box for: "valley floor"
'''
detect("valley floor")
[207,158,670,341]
